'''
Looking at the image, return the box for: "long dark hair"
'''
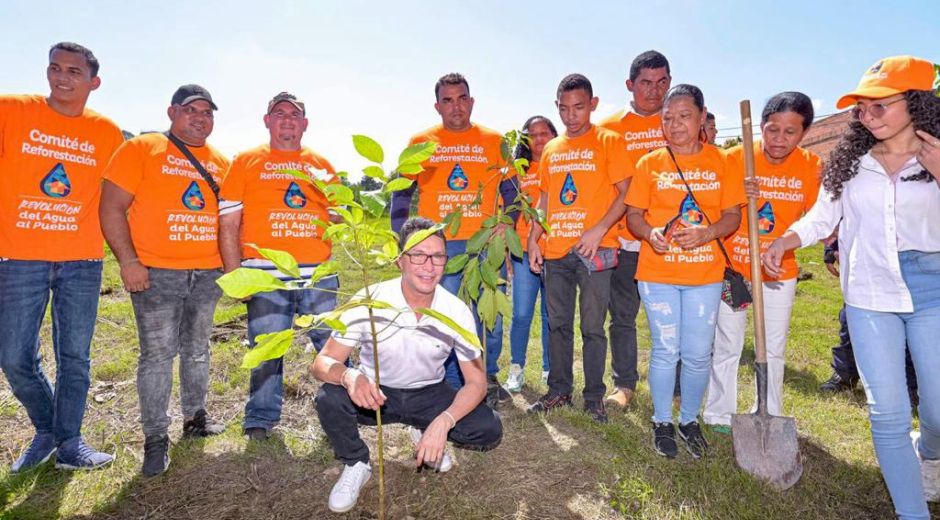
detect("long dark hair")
[823,90,940,199]
[514,115,558,173]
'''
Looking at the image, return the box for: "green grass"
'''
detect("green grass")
[0,245,932,519]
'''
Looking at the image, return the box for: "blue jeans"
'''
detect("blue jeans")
[441,240,504,387]
[846,251,940,520]
[0,260,102,444]
[639,281,722,424]
[244,275,339,431]
[509,253,549,371]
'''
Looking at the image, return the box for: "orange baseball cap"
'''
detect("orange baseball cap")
[836,55,940,109]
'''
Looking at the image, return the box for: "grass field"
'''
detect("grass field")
[0,245,932,519]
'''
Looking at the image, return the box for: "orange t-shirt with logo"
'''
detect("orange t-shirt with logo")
[626,145,745,285]
[725,142,821,281]
[220,145,336,264]
[103,132,230,269]
[537,125,630,260]
[598,109,667,243]
[406,124,508,240]
[0,95,124,260]
[515,160,543,250]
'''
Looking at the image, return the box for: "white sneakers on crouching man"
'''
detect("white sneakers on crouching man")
[328,461,372,513]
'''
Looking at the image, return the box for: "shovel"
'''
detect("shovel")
[731,100,803,491]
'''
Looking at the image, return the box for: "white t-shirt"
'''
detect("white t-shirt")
[331,276,481,389]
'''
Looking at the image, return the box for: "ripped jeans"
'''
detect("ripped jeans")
[639,281,722,424]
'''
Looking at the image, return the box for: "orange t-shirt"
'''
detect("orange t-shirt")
[219,144,336,264]
[0,95,124,260]
[725,142,821,281]
[515,160,542,250]
[598,109,667,243]
[626,145,746,285]
[103,132,230,269]
[406,124,508,240]
[537,125,630,260]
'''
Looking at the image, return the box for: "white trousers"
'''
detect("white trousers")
[703,278,797,426]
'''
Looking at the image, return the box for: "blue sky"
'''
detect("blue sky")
[3,0,938,177]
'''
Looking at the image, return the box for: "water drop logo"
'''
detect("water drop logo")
[283,181,307,209]
[447,163,469,190]
[757,201,775,234]
[559,172,578,205]
[680,194,704,225]
[181,181,206,211]
[40,163,71,198]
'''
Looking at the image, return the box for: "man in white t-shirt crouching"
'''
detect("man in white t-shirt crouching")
[310,216,503,513]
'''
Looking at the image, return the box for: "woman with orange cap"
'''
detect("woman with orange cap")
[764,55,940,520]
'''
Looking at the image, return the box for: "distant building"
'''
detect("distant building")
[801,110,853,163]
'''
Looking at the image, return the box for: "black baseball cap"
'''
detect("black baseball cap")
[267,91,305,115]
[171,84,218,110]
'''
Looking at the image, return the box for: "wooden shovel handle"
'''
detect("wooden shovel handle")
[739,101,767,365]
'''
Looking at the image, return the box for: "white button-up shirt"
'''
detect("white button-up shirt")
[331,277,481,389]
[788,152,940,313]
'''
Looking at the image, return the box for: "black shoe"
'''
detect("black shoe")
[142,434,170,477]
[820,372,858,393]
[678,420,708,459]
[486,376,511,407]
[183,409,226,438]
[652,422,678,459]
[244,427,269,442]
[584,400,608,424]
[526,393,573,414]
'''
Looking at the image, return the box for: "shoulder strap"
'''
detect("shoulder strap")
[164,131,220,199]
[666,147,734,268]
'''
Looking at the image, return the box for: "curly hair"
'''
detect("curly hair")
[822,90,940,199]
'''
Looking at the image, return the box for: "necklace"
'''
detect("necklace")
[874,145,917,178]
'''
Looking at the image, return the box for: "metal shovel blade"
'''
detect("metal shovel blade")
[732,412,803,490]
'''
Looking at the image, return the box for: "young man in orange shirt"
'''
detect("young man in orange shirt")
[219,92,339,441]
[526,74,631,423]
[598,50,671,408]
[100,85,230,477]
[0,42,124,472]
[389,73,518,405]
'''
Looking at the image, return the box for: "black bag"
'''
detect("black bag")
[666,148,752,310]
[164,131,220,200]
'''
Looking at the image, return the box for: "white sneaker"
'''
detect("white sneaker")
[913,430,940,502]
[505,363,524,392]
[541,370,549,384]
[328,461,372,513]
[408,426,453,472]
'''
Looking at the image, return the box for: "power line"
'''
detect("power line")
[716,110,846,132]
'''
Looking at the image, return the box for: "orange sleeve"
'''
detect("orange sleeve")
[103,139,145,195]
[218,154,247,202]
[538,156,549,195]
[720,153,747,210]
[605,132,632,184]
[625,157,652,209]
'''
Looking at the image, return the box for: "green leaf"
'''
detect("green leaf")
[402,223,445,252]
[462,257,481,301]
[396,162,423,175]
[277,168,313,183]
[448,211,462,237]
[480,261,498,288]
[361,191,386,218]
[217,268,288,299]
[324,184,354,205]
[478,287,497,331]
[382,239,399,259]
[242,329,294,369]
[398,141,437,166]
[384,177,414,193]
[295,314,314,328]
[362,165,386,180]
[466,228,490,254]
[320,318,347,337]
[445,253,469,274]
[500,138,512,162]
[323,222,349,242]
[414,307,482,350]
[246,244,300,279]
[496,290,512,321]
[352,135,384,163]
[513,157,529,177]
[482,215,498,228]
[487,234,506,266]
[310,260,341,283]
[505,228,524,259]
